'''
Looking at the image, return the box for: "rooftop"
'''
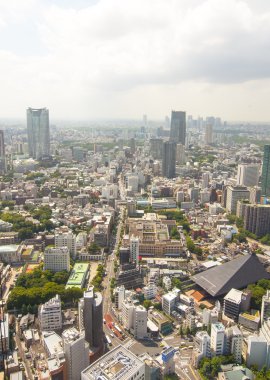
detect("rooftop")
[81,345,144,380]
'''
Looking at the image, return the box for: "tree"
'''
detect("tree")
[143,300,152,310]
[88,242,101,254]
[171,278,182,290]
[170,227,180,240]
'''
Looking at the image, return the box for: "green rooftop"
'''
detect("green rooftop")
[66,262,89,289]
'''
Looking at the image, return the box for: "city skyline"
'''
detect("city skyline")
[1,0,270,121]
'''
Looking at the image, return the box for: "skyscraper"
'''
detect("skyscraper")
[170,111,186,145]
[262,145,270,196]
[78,287,103,353]
[237,164,260,187]
[205,124,213,145]
[0,130,6,174]
[27,107,50,159]
[162,141,176,178]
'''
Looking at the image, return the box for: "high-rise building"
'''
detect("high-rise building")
[121,300,147,339]
[78,287,103,352]
[261,290,270,324]
[170,111,186,145]
[150,138,163,159]
[27,107,50,159]
[224,326,243,364]
[243,204,270,237]
[162,141,176,178]
[225,185,250,214]
[39,294,62,331]
[0,131,6,174]
[130,235,139,264]
[210,323,225,356]
[55,227,77,259]
[223,288,251,321]
[81,345,145,380]
[205,124,213,145]
[237,164,260,187]
[44,247,70,272]
[192,331,211,368]
[62,328,89,380]
[262,145,270,196]
[176,143,185,165]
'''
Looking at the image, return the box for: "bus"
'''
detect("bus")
[105,335,112,346]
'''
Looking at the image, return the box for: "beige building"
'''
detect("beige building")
[123,213,183,257]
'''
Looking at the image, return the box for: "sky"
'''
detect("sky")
[1,0,270,122]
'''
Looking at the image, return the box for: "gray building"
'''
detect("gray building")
[0,131,6,174]
[78,287,103,351]
[27,107,50,159]
[170,110,186,145]
[243,204,270,237]
[162,141,176,178]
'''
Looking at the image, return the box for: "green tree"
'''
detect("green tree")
[143,300,152,310]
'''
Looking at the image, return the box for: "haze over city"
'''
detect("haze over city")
[1,0,270,121]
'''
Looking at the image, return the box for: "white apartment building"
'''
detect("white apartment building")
[133,305,147,339]
[237,164,260,187]
[81,345,145,380]
[39,295,62,331]
[55,228,77,258]
[192,331,211,368]
[121,300,147,339]
[247,335,267,370]
[142,284,157,300]
[261,290,270,324]
[211,323,225,356]
[225,326,243,364]
[44,247,70,272]
[202,308,218,327]
[114,285,126,310]
[62,328,89,380]
[162,288,180,315]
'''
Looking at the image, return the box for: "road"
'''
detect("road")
[15,322,33,380]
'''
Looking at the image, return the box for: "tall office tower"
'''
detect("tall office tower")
[130,235,139,264]
[162,141,176,178]
[202,172,210,189]
[27,107,50,159]
[0,131,6,174]
[262,145,270,196]
[237,164,260,187]
[261,290,270,324]
[62,328,89,380]
[78,287,103,352]
[243,204,270,237]
[176,143,185,164]
[205,124,213,145]
[225,185,250,214]
[170,111,186,145]
[211,323,225,356]
[150,138,163,159]
[143,114,148,129]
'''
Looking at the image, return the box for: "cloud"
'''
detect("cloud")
[1,0,270,119]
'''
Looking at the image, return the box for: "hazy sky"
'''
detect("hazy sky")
[1,0,270,121]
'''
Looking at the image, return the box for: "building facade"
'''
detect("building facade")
[44,247,70,272]
[39,295,62,331]
[27,107,50,159]
[170,111,186,145]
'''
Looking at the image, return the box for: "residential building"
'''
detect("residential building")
[225,186,250,214]
[176,143,185,165]
[114,285,126,310]
[55,227,77,259]
[27,107,50,159]
[142,284,157,300]
[130,235,139,264]
[237,164,260,187]
[202,308,218,327]
[205,124,213,145]
[261,290,270,324]
[162,288,180,315]
[262,145,270,196]
[223,288,251,321]
[211,323,225,356]
[170,110,186,145]
[162,141,176,178]
[243,204,270,237]
[247,335,267,370]
[78,287,103,351]
[44,247,70,272]
[0,131,6,174]
[39,295,62,331]
[225,326,243,364]
[192,331,211,368]
[134,305,148,339]
[81,345,145,380]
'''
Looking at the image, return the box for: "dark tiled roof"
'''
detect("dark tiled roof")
[191,254,270,297]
